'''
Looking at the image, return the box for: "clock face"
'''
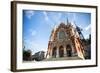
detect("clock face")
[58,31,66,40]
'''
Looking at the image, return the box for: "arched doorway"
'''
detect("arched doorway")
[59,46,64,57]
[66,45,72,57]
[52,47,57,58]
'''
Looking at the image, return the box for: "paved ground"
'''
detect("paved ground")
[43,56,82,61]
[23,57,83,62]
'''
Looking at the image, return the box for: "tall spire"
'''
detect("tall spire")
[67,18,69,25]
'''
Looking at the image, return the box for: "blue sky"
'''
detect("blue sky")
[23,10,91,54]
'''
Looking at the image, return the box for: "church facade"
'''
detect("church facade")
[46,21,85,59]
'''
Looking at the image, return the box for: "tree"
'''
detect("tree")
[23,49,32,61]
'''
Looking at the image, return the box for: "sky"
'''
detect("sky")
[23,10,91,54]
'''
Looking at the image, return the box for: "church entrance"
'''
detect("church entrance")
[59,46,64,57]
[52,47,57,58]
[66,45,72,57]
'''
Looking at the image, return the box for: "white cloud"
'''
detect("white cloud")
[43,11,49,21]
[52,12,62,22]
[82,24,91,39]
[25,10,35,19]
[31,30,37,36]
[85,24,91,31]
[29,29,37,36]
[42,11,62,29]
[48,12,62,28]
[42,11,55,29]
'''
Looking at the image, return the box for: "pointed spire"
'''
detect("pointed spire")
[67,18,69,25]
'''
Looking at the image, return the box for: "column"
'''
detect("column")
[64,45,67,57]
[56,47,59,58]
[71,45,74,56]
[50,48,53,58]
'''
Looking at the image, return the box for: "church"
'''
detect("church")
[46,20,85,60]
